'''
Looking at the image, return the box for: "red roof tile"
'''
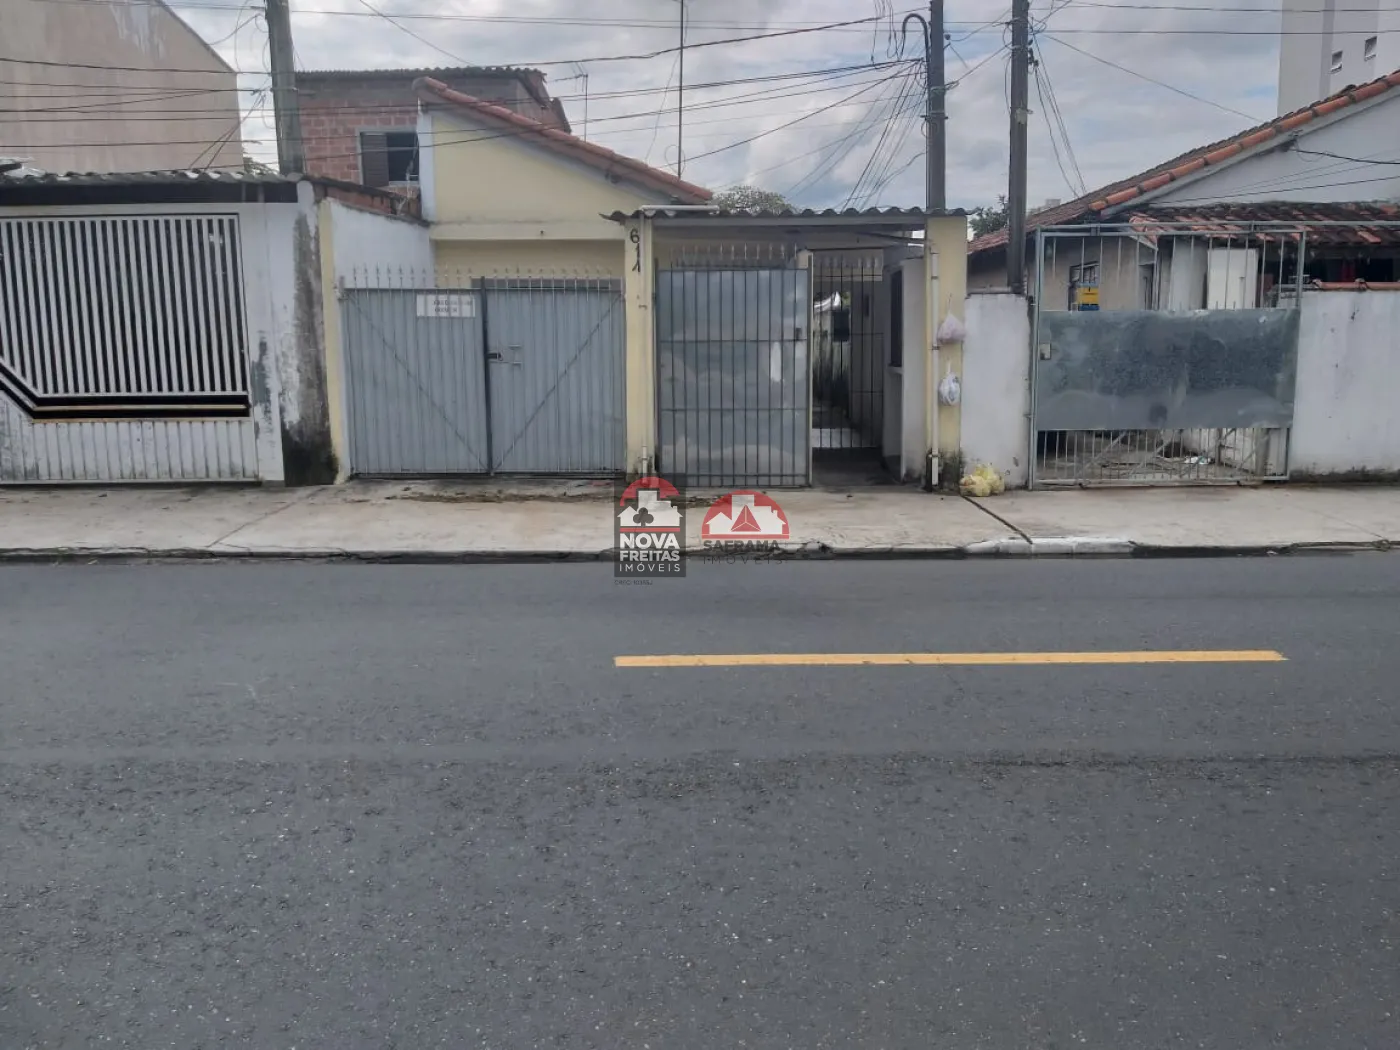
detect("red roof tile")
[969,68,1400,256]
[1128,201,1400,245]
[414,77,711,204]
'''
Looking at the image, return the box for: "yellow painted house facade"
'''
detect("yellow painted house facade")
[414,77,712,280]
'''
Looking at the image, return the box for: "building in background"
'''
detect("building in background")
[297,67,570,189]
[970,69,1400,303]
[0,0,242,173]
[1279,0,1400,115]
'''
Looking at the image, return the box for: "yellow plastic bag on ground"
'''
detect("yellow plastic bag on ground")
[959,463,1005,497]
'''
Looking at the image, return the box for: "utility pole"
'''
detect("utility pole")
[676,0,685,177]
[266,0,305,175]
[927,0,946,211]
[1007,0,1031,293]
[902,0,947,211]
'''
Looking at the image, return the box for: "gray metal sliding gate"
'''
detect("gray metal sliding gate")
[342,278,625,476]
[655,266,812,487]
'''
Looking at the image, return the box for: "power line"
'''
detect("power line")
[190,83,267,168]
[18,0,931,30]
[1,73,906,159]
[659,76,901,165]
[852,99,926,205]
[783,82,909,197]
[33,0,1400,22]
[1034,64,1078,196]
[1040,34,1264,121]
[1032,41,1086,196]
[0,15,903,76]
[765,80,909,194]
[1,62,904,116]
[351,0,471,68]
[643,54,681,165]
[1294,148,1400,166]
[845,74,922,206]
[0,67,903,126]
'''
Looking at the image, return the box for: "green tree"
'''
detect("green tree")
[969,194,1010,238]
[712,185,793,212]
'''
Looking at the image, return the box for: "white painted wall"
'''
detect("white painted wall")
[328,198,432,285]
[1152,94,1400,207]
[1291,288,1400,476]
[960,291,1031,488]
[0,198,318,483]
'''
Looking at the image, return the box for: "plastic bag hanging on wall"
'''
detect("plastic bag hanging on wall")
[938,366,961,406]
[936,313,967,344]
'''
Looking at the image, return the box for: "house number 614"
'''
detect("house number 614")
[629,227,641,273]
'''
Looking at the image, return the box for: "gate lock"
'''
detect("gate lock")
[487,346,524,366]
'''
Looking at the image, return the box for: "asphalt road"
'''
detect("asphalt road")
[3,557,1400,1049]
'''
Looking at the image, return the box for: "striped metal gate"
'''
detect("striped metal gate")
[0,214,257,482]
[341,278,624,476]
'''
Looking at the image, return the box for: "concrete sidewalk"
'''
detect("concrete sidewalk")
[0,480,1395,560]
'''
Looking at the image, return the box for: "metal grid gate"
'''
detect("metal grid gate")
[811,250,886,455]
[655,266,811,487]
[1029,224,1303,487]
[341,277,624,477]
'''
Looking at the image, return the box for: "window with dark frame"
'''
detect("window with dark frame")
[359,131,419,188]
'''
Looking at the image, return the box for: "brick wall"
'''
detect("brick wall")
[298,73,559,185]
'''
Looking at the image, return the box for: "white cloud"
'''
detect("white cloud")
[175,0,1281,208]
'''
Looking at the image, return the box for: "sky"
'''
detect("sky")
[174,0,1286,211]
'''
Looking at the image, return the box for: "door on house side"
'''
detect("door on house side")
[1206,248,1260,309]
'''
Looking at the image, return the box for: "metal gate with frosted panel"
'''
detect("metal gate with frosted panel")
[0,214,257,481]
[655,267,812,487]
[1029,224,1304,487]
[340,278,624,476]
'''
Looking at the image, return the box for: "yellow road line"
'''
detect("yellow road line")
[614,650,1287,668]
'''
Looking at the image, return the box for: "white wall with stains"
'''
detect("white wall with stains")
[959,291,1032,488]
[0,194,331,483]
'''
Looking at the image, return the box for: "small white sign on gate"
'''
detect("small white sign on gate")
[415,293,476,318]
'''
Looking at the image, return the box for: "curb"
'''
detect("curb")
[0,538,1391,564]
[962,537,1136,557]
